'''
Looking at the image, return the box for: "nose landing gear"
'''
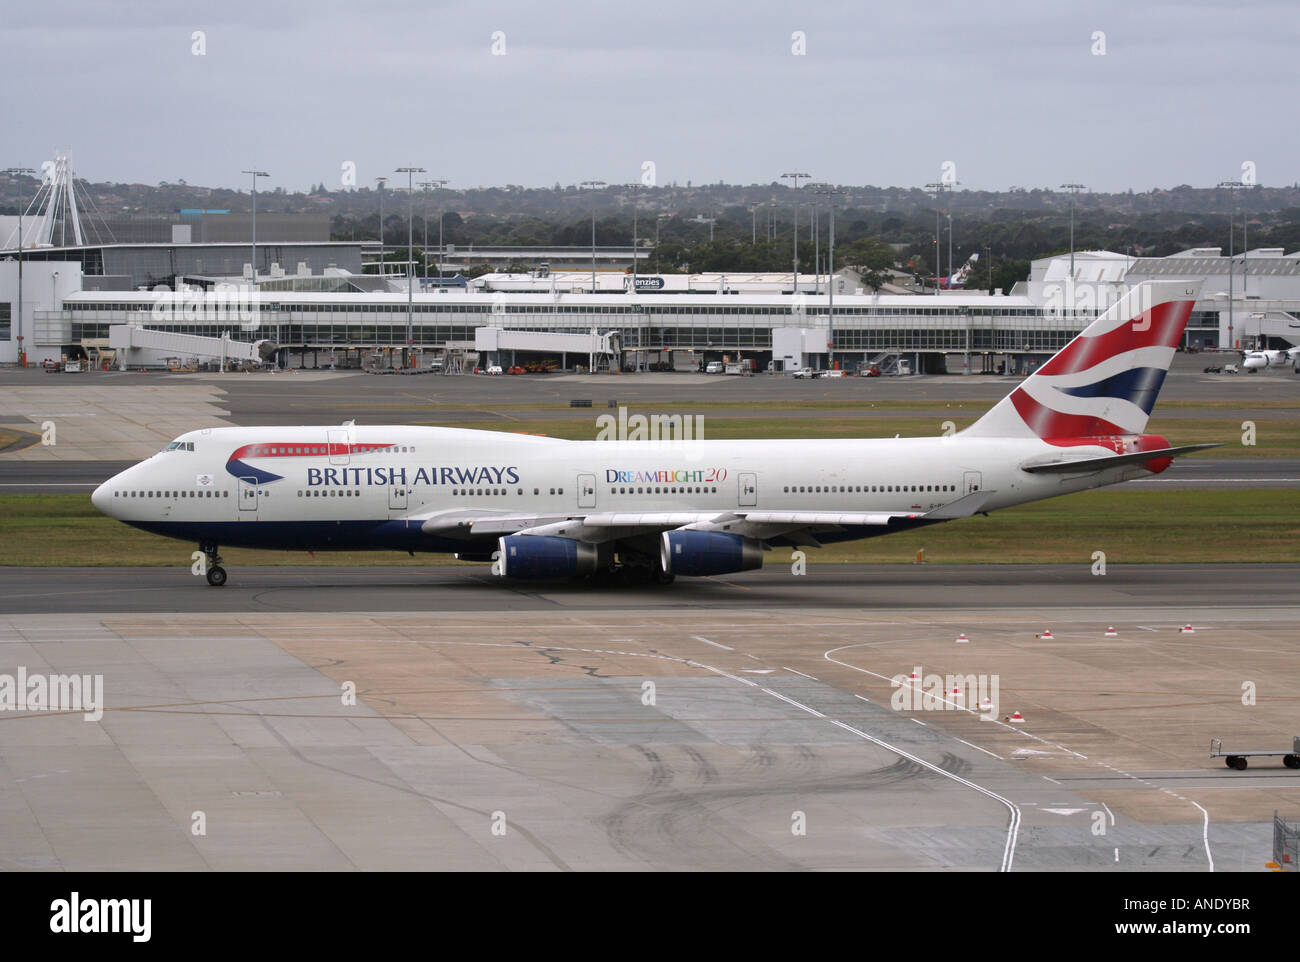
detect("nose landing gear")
[200,543,227,587]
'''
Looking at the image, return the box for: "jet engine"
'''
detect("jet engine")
[660,530,763,577]
[495,536,607,580]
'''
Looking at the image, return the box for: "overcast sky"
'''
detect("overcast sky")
[4,0,1297,195]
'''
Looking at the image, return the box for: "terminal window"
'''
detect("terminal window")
[0,303,9,340]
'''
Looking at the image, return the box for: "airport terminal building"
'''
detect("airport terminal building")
[3,245,1297,371]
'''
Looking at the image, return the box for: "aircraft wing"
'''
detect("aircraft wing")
[411,508,576,539]
[405,490,997,545]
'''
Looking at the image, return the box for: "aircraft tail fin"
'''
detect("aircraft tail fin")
[960,280,1201,440]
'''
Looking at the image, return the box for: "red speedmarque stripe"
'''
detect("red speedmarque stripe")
[1009,388,1128,439]
[1036,300,1191,377]
[227,442,396,462]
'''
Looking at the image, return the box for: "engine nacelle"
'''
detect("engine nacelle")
[496,535,605,580]
[660,530,763,577]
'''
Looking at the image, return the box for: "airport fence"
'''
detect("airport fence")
[1273,811,1299,871]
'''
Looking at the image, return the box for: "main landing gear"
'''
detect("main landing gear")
[585,556,675,587]
[200,543,227,587]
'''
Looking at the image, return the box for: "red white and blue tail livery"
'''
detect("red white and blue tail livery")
[92,281,1218,586]
[964,281,1195,441]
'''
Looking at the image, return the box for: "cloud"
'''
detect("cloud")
[1,0,1295,192]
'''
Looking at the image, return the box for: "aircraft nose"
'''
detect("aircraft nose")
[92,477,115,515]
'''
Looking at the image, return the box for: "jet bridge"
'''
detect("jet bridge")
[475,327,620,370]
[108,325,276,370]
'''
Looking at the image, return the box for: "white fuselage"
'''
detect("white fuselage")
[93,424,1148,552]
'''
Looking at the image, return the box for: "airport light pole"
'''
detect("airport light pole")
[781,172,810,293]
[813,184,842,368]
[947,212,954,290]
[1217,179,1256,350]
[241,169,268,286]
[750,206,757,245]
[812,204,819,293]
[418,181,431,265]
[623,183,641,287]
[925,182,944,293]
[1222,179,1259,328]
[654,213,670,273]
[1060,183,1086,281]
[581,180,606,290]
[417,180,448,281]
[374,176,388,274]
[5,167,35,366]
[396,167,425,351]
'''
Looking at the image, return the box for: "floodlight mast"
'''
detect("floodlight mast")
[396,166,427,350]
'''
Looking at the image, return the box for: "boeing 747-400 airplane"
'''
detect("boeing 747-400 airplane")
[93,280,1216,586]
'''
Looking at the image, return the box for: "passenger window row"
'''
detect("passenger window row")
[247,444,415,456]
[608,486,718,495]
[114,490,227,498]
[782,483,958,494]
[451,487,563,496]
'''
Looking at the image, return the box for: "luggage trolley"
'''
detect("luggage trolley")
[1210,735,1300,771]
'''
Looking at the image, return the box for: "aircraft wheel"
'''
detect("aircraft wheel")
[206,565,228,587]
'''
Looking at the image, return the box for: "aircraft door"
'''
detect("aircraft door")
[577,473,596,509]
[238,476,259,514]
[327,429,350,465]
[389,481,408,511]
[738,472,757,507]
[963,471,982,495]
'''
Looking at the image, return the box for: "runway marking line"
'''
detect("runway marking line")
[954,737,1003,760]
[386,635,1028,873]
[823,640,1220,872]
[692,635,733,651]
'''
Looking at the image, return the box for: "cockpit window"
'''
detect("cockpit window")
[163,441,195,452]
